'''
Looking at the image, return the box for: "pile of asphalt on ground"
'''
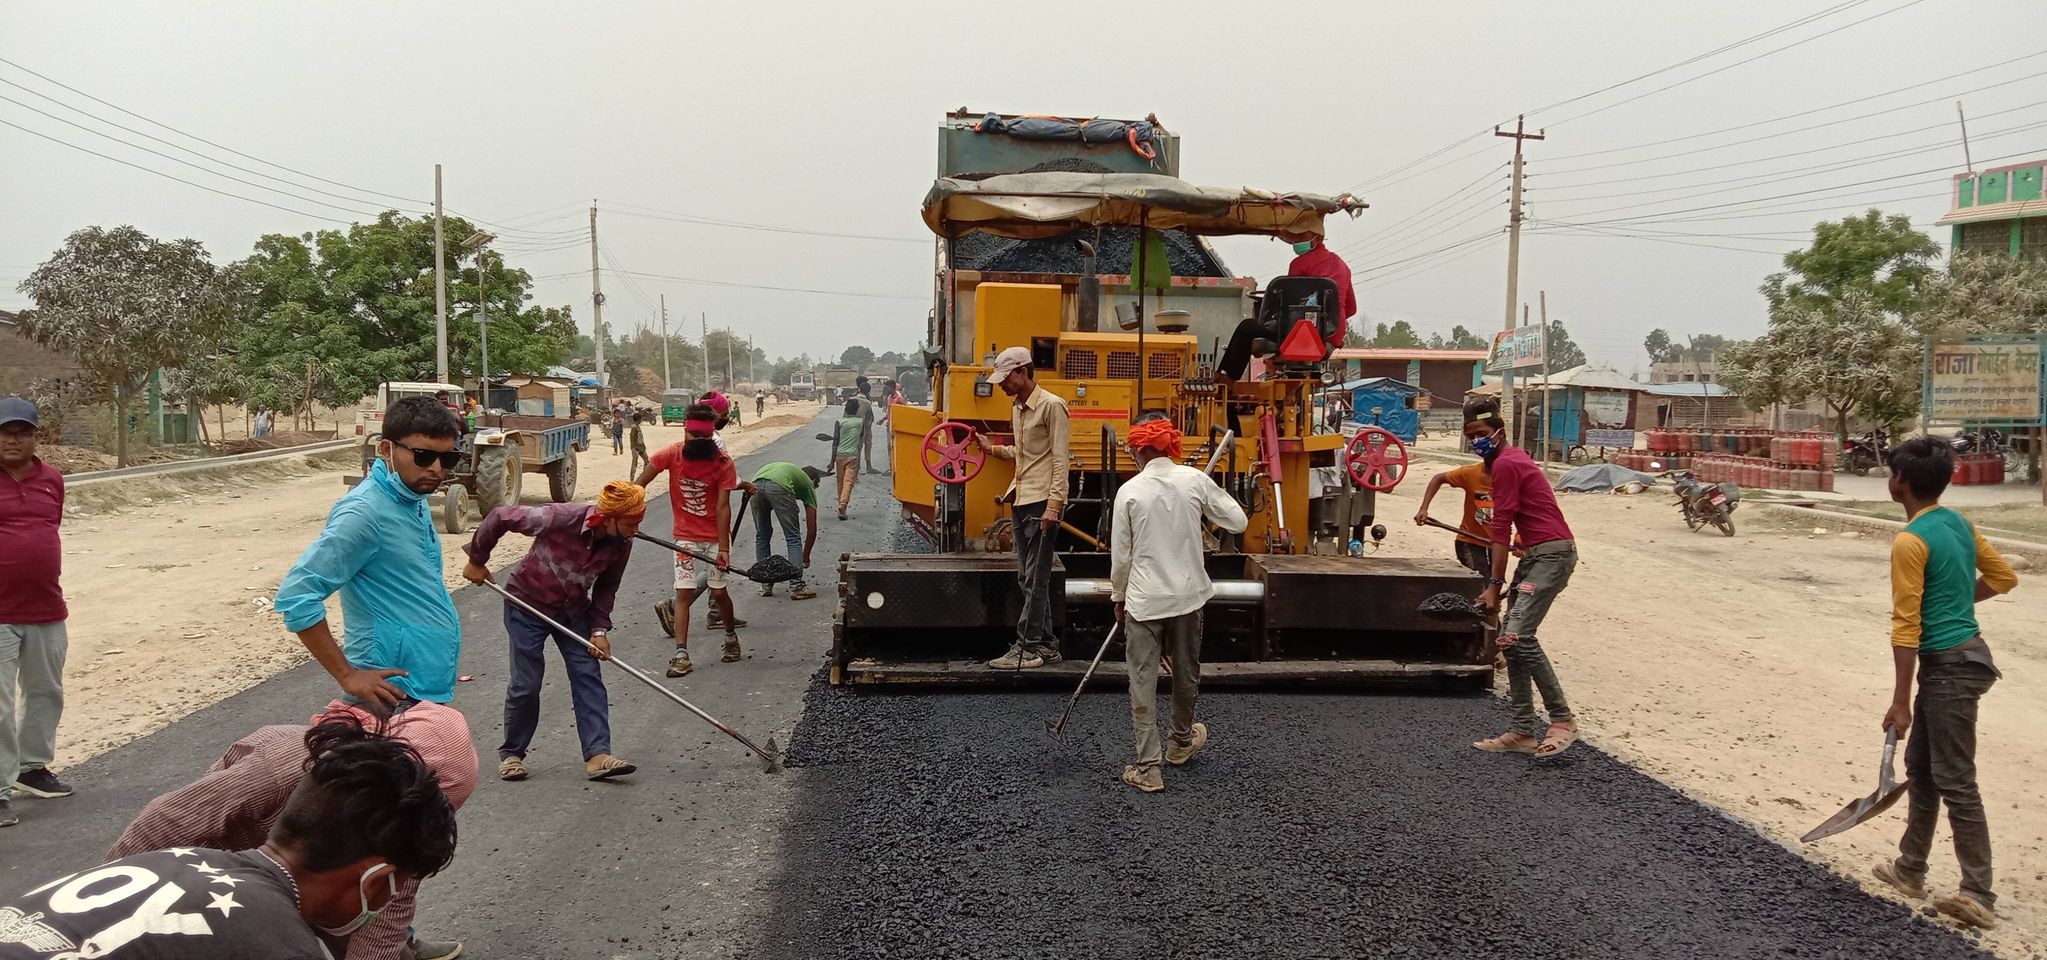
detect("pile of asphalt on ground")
[948,157,1229,278]
[754,683,1991,959]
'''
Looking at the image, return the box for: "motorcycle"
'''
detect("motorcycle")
[1841,428,1890,477]
[1655,464,1739,537]
[1952,427,2021,480]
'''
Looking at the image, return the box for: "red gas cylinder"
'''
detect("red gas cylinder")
[1770,436,1786,463]
[1993,455,2006,484]
[1820,469,1835,493]
[1821,435,1840,470]
[1804,434,1823,466]
[1953,455,1971,486]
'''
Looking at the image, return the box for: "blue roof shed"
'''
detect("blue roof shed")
[1343,377,1423,442]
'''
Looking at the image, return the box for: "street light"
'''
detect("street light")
[462,232,496,411]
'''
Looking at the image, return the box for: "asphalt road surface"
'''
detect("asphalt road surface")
[3,410,1992,959]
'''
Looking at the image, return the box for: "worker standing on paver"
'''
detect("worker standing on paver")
[276,398,470,720]
[1111,416,1247,792]
[106,708,479,960]
[829,398,864,521]
[0,397,72,829]
[1867,437,2016,930]
[1414,459,1494,573]
[977,347,1072,670]
[637,404,742,677]
[464,480,645,783]
[8,717,459,960]
[743,462,824,601]
[1465,397,1580,759]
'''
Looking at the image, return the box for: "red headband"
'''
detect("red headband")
[684,418,717,436]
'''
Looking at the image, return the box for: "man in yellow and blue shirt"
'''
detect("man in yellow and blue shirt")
[1868,437,2016,930]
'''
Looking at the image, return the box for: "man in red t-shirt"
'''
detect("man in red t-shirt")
[1,397,72,829]
[635,403,741,677]
[1464,397,1579,760]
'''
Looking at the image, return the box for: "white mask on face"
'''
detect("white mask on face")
[318,865,397,937]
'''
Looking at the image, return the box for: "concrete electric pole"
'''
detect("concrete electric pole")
[660,295,672,388]
[1495,115,1544,446]
[589,204,606,388]
[701,312,711,392]
[433,164,448,384]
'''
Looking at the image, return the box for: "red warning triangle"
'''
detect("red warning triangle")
[1277,318,1327,362]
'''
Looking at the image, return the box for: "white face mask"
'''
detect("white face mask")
[318,865,398,937]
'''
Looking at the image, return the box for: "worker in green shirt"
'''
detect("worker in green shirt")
[828,398,864,521]
[741,462,826,601]
[1869,437,2017,930]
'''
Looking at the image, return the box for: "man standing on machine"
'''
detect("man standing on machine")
[976,347,1071,670]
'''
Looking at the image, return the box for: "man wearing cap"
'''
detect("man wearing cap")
[975,347,1072,670]
[464,480,645,782]
[0,397,72,827]
[1111,415,1247,792]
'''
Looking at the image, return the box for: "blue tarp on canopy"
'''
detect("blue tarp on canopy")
[1344,377,1422,442]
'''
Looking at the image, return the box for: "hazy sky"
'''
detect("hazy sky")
[3,1,2042,369]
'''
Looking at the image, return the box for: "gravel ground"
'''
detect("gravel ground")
[756,684,1992,960]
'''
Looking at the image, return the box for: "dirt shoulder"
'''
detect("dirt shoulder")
[47,403,825,767]
[1385,455,2045,956]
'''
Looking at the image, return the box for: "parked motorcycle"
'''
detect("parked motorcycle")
[1952,427,2022,480]
[1655,464,1739,537]
[1841,428,1890,477]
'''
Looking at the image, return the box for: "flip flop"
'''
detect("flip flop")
[498,756,528,781]
[1473,732,1537,754]
[1535,724,1578,759]
[586,756,636,781]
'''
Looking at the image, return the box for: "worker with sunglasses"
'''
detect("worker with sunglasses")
[276,397,469,718]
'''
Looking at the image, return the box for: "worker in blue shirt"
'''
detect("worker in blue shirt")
[276,397,467,713]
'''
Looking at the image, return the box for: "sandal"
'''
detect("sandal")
[1535,723,1578,759]
[1473,732,1537,754]
[1120,765,1164,794]
[585,755,636,781]
[498,756,528,781]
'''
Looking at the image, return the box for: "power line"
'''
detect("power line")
[536,267,927,302]
[596,199,927,244]
[1356,234,1504,292]
[0,117,354,224]
[1332,163,1506,259]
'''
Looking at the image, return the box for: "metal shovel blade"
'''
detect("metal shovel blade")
[1801,730,1911,843]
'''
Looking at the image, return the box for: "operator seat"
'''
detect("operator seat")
[1218,275,1343,382]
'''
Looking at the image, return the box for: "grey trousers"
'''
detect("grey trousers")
[1013,501,1057,650]
[1125,611,1202,781]
[1896,654,2000,907]
[1500,540,1576,739]
[0,621,67,779]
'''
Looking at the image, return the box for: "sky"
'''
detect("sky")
[2,0,2043,372]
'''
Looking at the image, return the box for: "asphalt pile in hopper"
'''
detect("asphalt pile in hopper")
[948,157,1231,279]
[752,682,1991,960]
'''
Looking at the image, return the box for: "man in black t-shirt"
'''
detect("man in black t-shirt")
[0,718,457,959]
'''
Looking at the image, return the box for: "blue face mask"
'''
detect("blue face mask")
[1292,241,1315,255]
[1470,432,1500,458]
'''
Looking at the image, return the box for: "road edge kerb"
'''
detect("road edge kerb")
[1760,502,2047,565]
[64,438,356,487]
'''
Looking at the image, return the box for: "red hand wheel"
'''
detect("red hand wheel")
[1344,426,1409,492]
[920,421,986,485]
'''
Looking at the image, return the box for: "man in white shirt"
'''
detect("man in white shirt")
[1109,415,1247,793]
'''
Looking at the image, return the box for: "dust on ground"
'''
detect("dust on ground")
[47,403,824,767]
[1385,452,2046,956]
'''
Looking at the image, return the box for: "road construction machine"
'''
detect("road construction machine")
[830,111,1490,688]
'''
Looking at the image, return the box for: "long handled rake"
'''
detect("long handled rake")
[1046,622,1123,739]
[480,581,782,773]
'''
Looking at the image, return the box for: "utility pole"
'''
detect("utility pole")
[1539,290,1551,461]
[589,204,606,388]
[1495,115,1544,448]
[1956,101,1975,172]
[660,295,672,388]
[701,312,711,392]
[725,333,734,392]
[433,164,448,383]
[748,335,756,390]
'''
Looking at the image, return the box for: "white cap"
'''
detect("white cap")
[989,346,1033,383]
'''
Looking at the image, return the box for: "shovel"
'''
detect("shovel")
[480,581,782,773]
[633,532,804,585]
[1800,729,1910,842]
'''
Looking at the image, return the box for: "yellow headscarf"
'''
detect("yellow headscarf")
[589,481,647,528]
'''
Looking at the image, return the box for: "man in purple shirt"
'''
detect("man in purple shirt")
[1,397,73,829]
[463,480,644,783]
[1466,398,1580,760]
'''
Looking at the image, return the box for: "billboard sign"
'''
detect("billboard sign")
[1486,328,1547,372]
[1925,338,2045,425]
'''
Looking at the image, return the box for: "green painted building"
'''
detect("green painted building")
[1939,157,2046,258]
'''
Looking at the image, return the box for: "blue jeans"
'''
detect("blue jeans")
[499,601,612,761]
[752,479,806,589]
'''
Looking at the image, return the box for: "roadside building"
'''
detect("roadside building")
[1329,347,1486,433]
[1939,156,2047,259]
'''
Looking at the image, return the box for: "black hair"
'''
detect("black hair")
[384,396,460,443]
[1888,436,1954,501]
[271,717,457,879]
[684,402,716,424]
[801,465,828,484]
[844,398,861,416]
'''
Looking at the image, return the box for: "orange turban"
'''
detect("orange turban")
[1127,419,1183,461]
[590,480,647,526]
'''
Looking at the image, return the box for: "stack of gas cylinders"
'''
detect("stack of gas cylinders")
[1622,429,1839,492]
[1952,452,2005,486]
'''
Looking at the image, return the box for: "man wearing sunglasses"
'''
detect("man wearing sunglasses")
[276,398,468,719]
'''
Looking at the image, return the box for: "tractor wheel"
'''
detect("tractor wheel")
[439,484,468,535]
[547,450,579,502]
[474,444,524,513]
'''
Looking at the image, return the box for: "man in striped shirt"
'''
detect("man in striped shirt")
[1867,437,2016,930]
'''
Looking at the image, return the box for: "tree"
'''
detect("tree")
[234,212,575,417]
[1445,325,1487,350]
[16,226,236,464]
[1909,251,2047,343]
[1370,320,1424,348]
[1425,332,1446,350]
[1545,320,1587,370]
[605,352,638,392]
[839,345,876,370]
[770,353,813,386]
[1643,329,1679,364]
[1342,322,1369,348]
[1723,291,1916,437]
[1761,209,1938,316]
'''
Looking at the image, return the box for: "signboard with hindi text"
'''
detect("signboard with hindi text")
[1486,327,1547,372]
[1923,338,2046,426]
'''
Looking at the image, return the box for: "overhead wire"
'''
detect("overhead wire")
[597,199,926,244]
[0,117,355,224]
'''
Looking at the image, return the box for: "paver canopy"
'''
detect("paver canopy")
[921,172,1364,241]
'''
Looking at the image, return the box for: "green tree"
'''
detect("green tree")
[1910,251,2047,342]
[16,226,237,464]
[1723,291,1916,437]
[1761,209,1938,316]
[840,345,876,370]
[1445,325,1486,350]
[1370,319,1424,348]
[1643,329,1679,364]
[1342,321,1369,348]
[1545,320,1587,370]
